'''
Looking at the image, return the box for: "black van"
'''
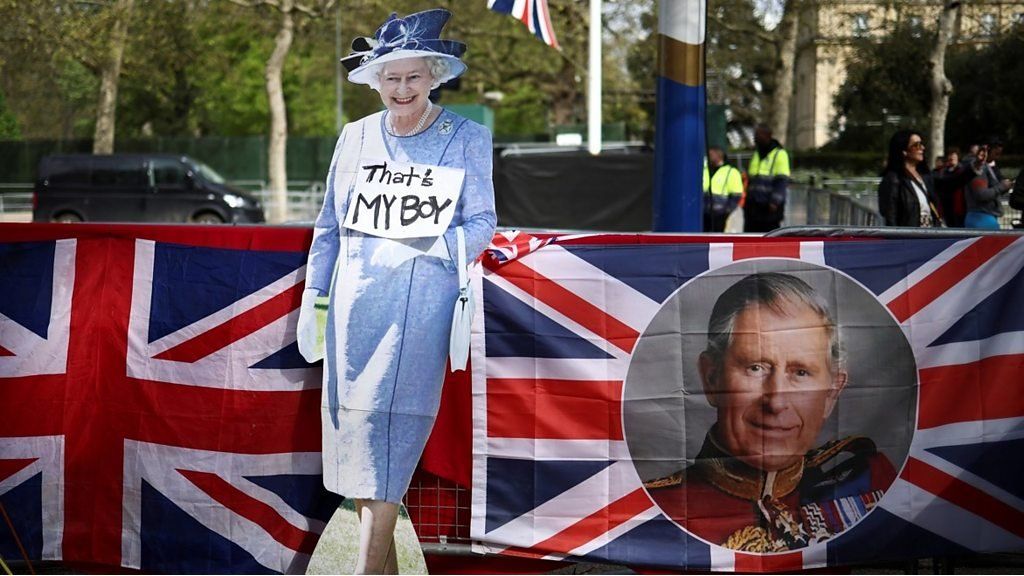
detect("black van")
[33,154,265,224]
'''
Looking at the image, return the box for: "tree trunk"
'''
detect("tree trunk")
[92,0,134,155]
[769,0,799,144]
[928,2,959,160]
[266,0,294,223]
[550,59,579,127]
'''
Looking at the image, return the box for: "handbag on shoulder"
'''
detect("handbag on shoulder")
[449,226,473,371]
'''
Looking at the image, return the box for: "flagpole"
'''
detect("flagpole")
[588,0,602,155]
[335,1,344,132]
[653,0,706,231]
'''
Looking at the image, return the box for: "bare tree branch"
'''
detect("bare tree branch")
[711,16,778,45]
[225,0,272,9]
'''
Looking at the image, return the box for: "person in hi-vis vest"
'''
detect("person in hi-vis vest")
[744,125,791,232]
[703,146,744,232]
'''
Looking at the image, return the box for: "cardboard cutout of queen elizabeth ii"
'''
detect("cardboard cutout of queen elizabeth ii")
[297,8,496,572]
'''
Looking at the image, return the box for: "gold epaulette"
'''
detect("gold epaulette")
[643,470,683,489]
[805,436,877,469]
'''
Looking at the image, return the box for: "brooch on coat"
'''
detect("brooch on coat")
[439,119,454,134]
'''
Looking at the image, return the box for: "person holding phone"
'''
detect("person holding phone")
[964,143,1013,230]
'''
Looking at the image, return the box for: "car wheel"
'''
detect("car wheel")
[190,212,224,224]
[53,212,82,223]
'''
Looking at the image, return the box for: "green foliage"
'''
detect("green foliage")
[55,58,99,138]
[0,0,667,143]
[492,83,552,138]
[194,32,273,136]
[626,0,775,146]
[284,23,342,136]
[829,23,932,152]
[790,150,886,176]
[0,1,91,139]
[704,0,774,142]
[830,24,1024,153]
[0,90,19,138]
[945,27,1024,151]
[118,0,204,137]
[624,6,656,142]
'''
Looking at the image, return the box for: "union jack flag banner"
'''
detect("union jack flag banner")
[471,234,1024,572]
[488,0,560,49]
[0,224,341,573]
[3,224,1024,574]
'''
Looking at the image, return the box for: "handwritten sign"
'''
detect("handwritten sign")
[343,157,464,239]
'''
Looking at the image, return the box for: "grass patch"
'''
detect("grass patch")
[307,504,427,575]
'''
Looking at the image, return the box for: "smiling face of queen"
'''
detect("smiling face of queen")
[699,299,847,471]
[377,57,435,120]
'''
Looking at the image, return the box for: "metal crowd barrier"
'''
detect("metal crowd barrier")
[2,177,1018,229]
[403,472,474,556]
[812,176,1022,230]
[0,183,33,222]
[230,180,326,223]
[786,184,883,228]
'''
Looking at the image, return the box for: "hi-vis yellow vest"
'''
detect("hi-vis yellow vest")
[748,147,791,178]
[704,164,743,197]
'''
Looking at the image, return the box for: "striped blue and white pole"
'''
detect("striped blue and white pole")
[653,0,706,232]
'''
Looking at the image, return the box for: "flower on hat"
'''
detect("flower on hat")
[342,9,467,87]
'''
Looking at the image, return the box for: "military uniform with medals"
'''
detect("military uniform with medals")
[645,432,896,552]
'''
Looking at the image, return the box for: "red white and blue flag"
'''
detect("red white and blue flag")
[486,230,556,266]
[0,226,340,573]
[488,0,560,49]
[4,225,1024,573]
[471,234,1024,572]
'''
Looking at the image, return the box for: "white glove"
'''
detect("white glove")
[296,288,324,363]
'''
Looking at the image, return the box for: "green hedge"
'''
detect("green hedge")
[0,136,340,184]
[743,150,1024,178]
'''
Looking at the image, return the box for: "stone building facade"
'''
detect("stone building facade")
[792,0,1024,150]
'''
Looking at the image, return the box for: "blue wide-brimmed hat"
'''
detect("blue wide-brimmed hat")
[343,9,467,86]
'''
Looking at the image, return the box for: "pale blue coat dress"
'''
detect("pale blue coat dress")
[306,109,496,502]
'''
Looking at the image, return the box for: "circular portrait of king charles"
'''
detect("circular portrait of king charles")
[623,259,917,553]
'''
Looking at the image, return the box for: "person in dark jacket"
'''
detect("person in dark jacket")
[744,125,791,232]
[878,130,978,227]
[964,144,1014,230]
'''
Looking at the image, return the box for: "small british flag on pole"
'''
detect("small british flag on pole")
[488,0,561,49]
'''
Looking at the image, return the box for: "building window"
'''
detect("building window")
[853,13,870,37]
[908,15,923,37]
[980,13,997,37]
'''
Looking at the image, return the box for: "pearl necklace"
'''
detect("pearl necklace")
[390,100,433,136]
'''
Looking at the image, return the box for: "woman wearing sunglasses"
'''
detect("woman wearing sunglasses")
[878,130,981,227]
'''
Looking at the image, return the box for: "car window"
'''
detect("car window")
[92,158,146,187]
[45,159,90,186]
[192,161,226,185]
[151,158,186,187]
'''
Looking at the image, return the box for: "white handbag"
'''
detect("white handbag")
[449,227,473,371]
[724,207,745,234]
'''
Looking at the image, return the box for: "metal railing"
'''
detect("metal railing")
[0,181,328,224]
[810,176,1023,230]
[786,184,883,228]
[403,473,472,556]
[235,180,326,223]
[0,183,33,222]
[4,177,1018,229]
[818,177,882,209]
